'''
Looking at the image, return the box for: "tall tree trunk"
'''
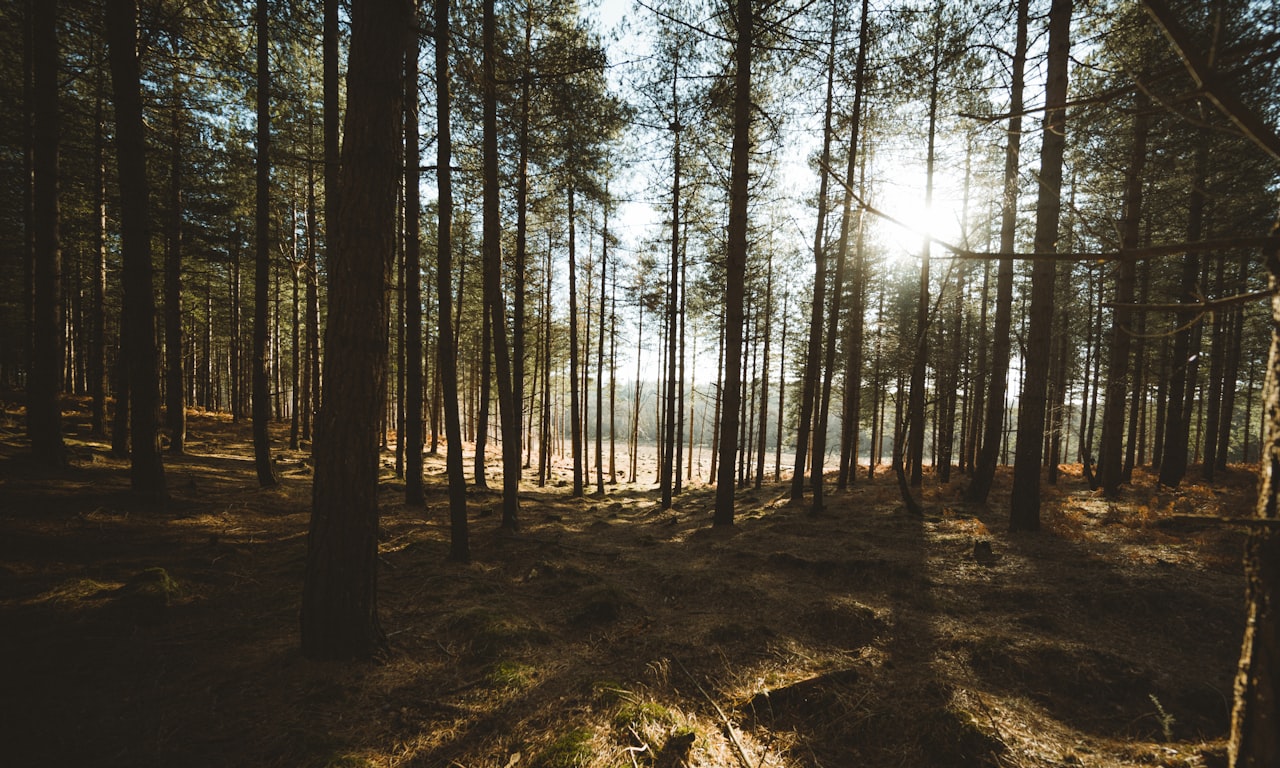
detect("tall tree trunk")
[568,189,584,497]
[164,79,185,455]
[1218,255,1248,469]
[755,252,772,489]
[404,12,425,505]
[966,0,1027,504]
[596,192,608,496]
[1228,209,1280,766]
[661,77,682,509]
[908,28,942,490]
[1160,126,1209,487]
[253,0,277,488]
[1009,0,1070,531]
[791,13,836,504]
[474,302,491,486]
[1099,95,1149,493]
[303,164,318,442]
[435,0,467,561]
[817,0,866,506]
[1202,254,1227,481]
[775,290,788,481]
[105,0,166,501]
[714,0,751,527]
[838,20,871,490]
[91,83,108,437]
[482,0,520,529]
[301,0,408,660]
[29,0,64,466]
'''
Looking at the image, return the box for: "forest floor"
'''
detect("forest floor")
[0,395,1255,768]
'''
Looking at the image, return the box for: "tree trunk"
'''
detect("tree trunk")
[164,81,185,455]
[714,0,751,527]
[568,189,584,497]
[435,0,467,561]
[596,192,609,496]
[1099,97,1149,493]
[28,0,65,467]
[482,0,520,529]
[253,0,277,488]
[1009,0,1070,532]
[403,12,424,504]
[791,13,836,504]
[106,0,166,501]
[966,0,1027,504]
[1227,208,1280,766]
[301,0,408,660]
[1160,126,1209,487]
[755,252,772,489]
[91,83,108,437]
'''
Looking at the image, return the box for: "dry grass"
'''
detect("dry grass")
[0,396,1251,768]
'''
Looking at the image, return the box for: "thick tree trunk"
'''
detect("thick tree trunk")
[253,0,277,488]
[301,0,408,660]
[106,0,166,501]
[1228,213,1280,767]
[714,0,751,527]
[1009,0,1070,532]
[29,0,65,466]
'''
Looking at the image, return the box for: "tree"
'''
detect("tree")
[253,0,277,488]
[790,5,838,507]
[28,0,64,467]
[435,0,468,562]
[105,0,166,502]
[714,0,752,527]
[301,0,409,661]
[404,3,425,507]
[1009,0,1071,532]
[482,0,520,530]
[966,0,1027,505]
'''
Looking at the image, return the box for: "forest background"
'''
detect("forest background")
[3,0,1280,765]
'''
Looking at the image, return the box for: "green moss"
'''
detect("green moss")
[486,660,537,689]
[533,727,595,768]
[612,700,676,730]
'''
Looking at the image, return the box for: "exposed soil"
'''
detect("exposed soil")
[0,396,1253,768]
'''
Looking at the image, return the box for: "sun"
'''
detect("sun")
[868,165,969,262]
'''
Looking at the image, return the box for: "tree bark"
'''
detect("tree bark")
[714,0,751,527]
[482,0,520,529]
[301,0,408,660]
[404,12,425,505]
[1009,0,1070,532]
[435,0,467,561]
[966,0,1027,504]
[791,12,835,504]
[164,76,186,455]
[1160,126,1209,487]
[253,0,277,487]
[1099,96,1149,493]
[29,0,65,466]
[106,0,166,501]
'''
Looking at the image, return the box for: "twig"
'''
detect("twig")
[673,656,754,768]
[624,725,649,768]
